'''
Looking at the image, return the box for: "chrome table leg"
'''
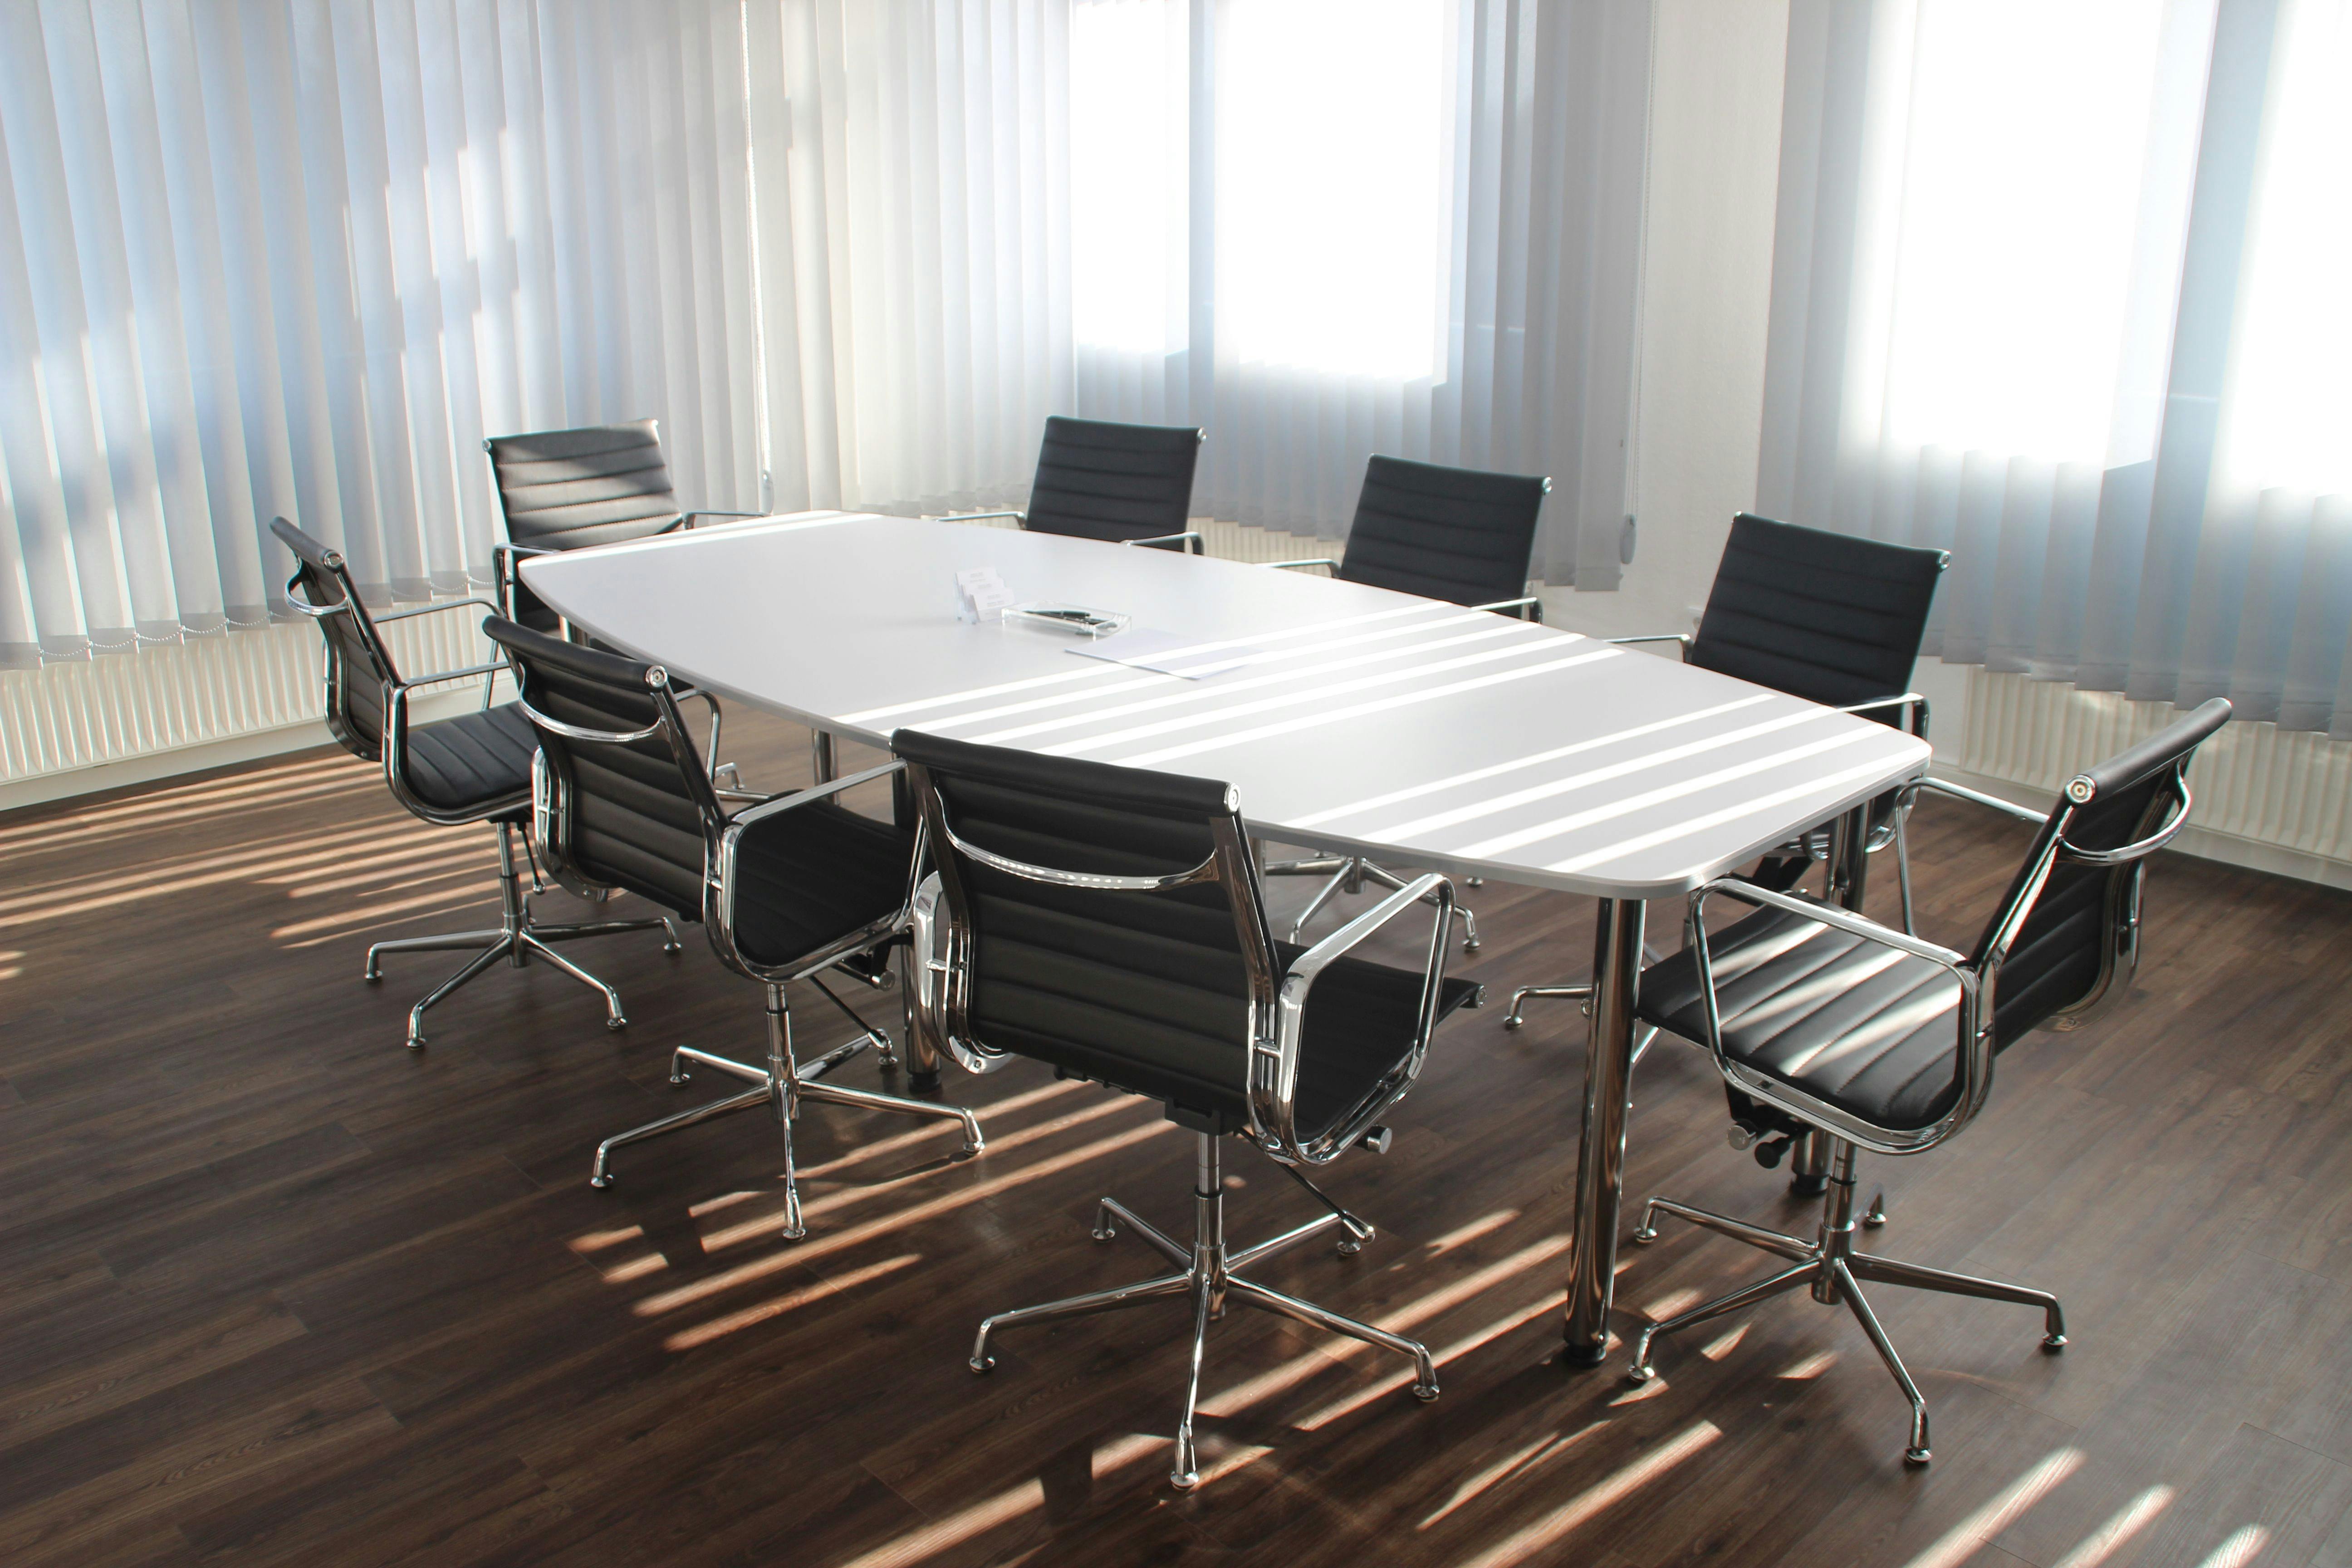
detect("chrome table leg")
[1563,896,1645,1367]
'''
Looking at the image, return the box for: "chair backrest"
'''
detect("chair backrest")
[1335,456,1549,608]
[1022,416,1203,545]
[1975,697,2232,1045]
[271,517,400,764]
[892,728,1278,1132]
[480,616,720,922]
[1689,514,1948,710]
[484,421,684,552]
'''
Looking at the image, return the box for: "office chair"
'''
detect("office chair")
[1262,455,1553,954]
[895,727,1483,1491]
[271,518,678,1049]
[1623,698,2231,1464]
[941,416,1206,552]
[1505,512,1948,1029]
[481,618,983,1237]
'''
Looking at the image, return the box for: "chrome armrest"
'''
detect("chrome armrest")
[1685,877,1988,1154]
[722,758,904,832]
[1120,530,1205,554]
[937,509,1025,527]
[1254,872,1456,1166]
[1263,558,1341,574]
[711,759,914,987]
[1916,776,2048,828]
[1472,594,1543,622]
[1605,632,1692,655]
[374,594,502,625]
[680,510,763,529]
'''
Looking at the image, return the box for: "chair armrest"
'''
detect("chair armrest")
[1471,594,1543,622]
[1605,632,1691,655]
[1839,691,1930,737]
[1916,776,2049,827]
[374,595,503,625]
[1683,877,1989,1155]
[1262,558,1341,574]
[680,510,764,529]
[723,758,905,832]
[1256,872,1457,1166]
[1693,877,1968,970]
[1120,530,1205,554]
[712,760,914,983]
[937,509,1026,527]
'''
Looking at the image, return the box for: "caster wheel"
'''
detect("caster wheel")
[1905,1448,1932,1467]
[1503,1015,1524,1031]
[1092,1225,1118,1243]
[605,1015,627,1032]
[1627,1363,1655,1384]
[1169,1469,1199,1492]
[1411,1382,1440,1403]
[590,1173,615,1189]
[2042,1333,2068,1351]
[1336,1238,1363,1257]
[970,1356,995,1375]
[406,1035,427,1050]
[1632,1226,1658,1245]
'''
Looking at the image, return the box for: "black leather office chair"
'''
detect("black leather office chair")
[482,618,982,1237]
[483,420,760,632]
[271,519,678,1049]
[942,415,1205,551]
[1623,698,2230,1465]
[1262,455,1553,953]
[484,420,761,799]
[895,728,1482,1491]
[1506,513,1948,1030]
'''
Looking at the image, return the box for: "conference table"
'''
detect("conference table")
[520,511,1932,1368]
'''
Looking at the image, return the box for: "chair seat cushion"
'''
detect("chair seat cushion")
[1637,903,1966,1132]
[402,702,539,817]
[728,800,916,972]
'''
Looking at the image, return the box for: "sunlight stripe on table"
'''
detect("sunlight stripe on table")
[1043,637,1578,756]
[1362,707,1846,842]
[969,620,1551,745]
[1099,649,1622,769]
[835,601,1454,724]
[1285,694,1780,828]
[915,609,1531,731]
[1542,752,1917,875]
[1449,728,1888,860]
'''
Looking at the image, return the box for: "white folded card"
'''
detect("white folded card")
[1067,626,1260,680]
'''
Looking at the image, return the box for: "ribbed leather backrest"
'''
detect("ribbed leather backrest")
[1982,699,2231,1045]
[482,617,716,921]
[1337,456,1548,607]
[271,517,396,763]
[1689,514,1948,709]
[485,421,684,550]
[1024,417,1202,545]
[895,729,1270,1123]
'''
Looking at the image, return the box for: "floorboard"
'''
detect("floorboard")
[4,713,2347,1567]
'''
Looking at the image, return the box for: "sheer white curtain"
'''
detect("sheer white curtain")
[0,0,775,667]
[1064,0,1653,585]
[1759,0,2352,734]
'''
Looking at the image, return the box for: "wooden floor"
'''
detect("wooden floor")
[5,710,2351,1568]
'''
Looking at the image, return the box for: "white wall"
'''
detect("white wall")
[1544,0,1791,643]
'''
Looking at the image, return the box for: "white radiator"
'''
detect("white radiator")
[1952,668,2352,884]
[0,608,495,792]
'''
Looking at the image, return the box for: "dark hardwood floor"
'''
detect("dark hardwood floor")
[4,710,2349,1567]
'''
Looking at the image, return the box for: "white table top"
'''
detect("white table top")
[520,513,1930,901]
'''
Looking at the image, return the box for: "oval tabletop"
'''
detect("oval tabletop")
[519,512,1931,901]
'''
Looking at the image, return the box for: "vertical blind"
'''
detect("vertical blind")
[1067,0,1654,587]
[0,0,1651,670]
[0,0,771,666]
[1760,0,2352,735]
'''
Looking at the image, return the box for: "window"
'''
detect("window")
[1217,0,1450,380]
[1070,0,1189,353]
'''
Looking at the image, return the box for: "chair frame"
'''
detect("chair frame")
[500,654,981,1238]
[1625,750,2200,1464]
[279,538,677,1048]
[902,758,1468,1488]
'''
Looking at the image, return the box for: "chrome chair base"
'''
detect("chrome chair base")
[1264,853,1480,952]
[590,978,983,1240]
[364,821,679,1048]
[1627,1139,2063,1466]
[969,1132,1437,1491]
